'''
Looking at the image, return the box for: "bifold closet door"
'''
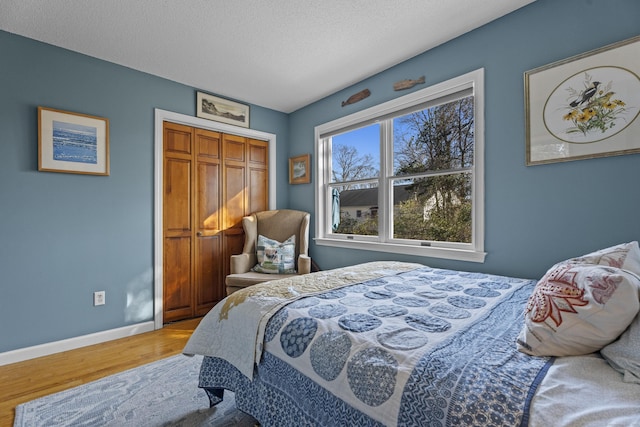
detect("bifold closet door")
[163,123,223,322]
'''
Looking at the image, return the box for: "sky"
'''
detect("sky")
[331,118,415,176]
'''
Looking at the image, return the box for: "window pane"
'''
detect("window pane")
[332,184,379,237]
[331,124,380,183]
[393,96,474,175]
[392,173,472,243]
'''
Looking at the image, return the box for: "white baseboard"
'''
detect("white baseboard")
[0,321,156,366]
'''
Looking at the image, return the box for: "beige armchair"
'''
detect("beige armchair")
[225,209,311,295]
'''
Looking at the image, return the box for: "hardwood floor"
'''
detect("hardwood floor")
[0,317,202,427]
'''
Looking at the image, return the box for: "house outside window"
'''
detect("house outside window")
[315,69,486,262]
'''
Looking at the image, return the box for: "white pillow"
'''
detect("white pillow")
[601,310,640,384]
[517,262,640,357]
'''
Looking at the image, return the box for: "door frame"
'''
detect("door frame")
[153,108,277,329]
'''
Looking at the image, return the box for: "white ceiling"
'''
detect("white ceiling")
[0,0,535,113]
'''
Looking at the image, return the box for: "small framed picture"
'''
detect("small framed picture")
[38,106,110,175]
[289,154,311,184]
[196,91,250,128]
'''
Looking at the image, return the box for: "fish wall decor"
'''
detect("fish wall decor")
[393,76,425,91]
[342,89,371,107]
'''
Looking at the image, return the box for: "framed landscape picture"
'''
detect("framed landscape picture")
[196,91,250,128]
[38,107,110,175]
[289,154,311,184]
[525,35,640,165]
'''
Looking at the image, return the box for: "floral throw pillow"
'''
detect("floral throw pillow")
[569,241,640,275]
[252,234,296,274]
[517,262,640,357]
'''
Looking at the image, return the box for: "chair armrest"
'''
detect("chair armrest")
[230,253,254,274]
[298,255,311,275]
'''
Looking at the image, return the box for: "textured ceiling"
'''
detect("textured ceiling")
[0,0,535,113]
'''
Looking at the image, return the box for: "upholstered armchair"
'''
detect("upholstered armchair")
[225,209,311,295]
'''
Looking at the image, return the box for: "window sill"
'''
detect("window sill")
[315,237,487,263]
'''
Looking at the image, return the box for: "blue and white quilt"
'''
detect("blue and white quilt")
[188,262,552,426]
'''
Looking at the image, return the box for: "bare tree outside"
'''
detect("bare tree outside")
[331,144,378,190]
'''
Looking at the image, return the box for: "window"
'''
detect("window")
[315,69,485,262]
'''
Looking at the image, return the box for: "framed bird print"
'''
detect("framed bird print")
[525,35,640,165]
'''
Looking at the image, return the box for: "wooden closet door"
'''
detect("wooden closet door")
[194,128,223,316]
[247,138,269,214]
[221,134,247,279]
[163,122,195,322]
[163,123,224,322]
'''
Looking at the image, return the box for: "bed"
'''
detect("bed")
[184,243,640,426]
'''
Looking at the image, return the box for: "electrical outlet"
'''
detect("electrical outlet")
[94,291,105,306]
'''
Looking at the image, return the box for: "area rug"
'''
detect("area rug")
[14,354,258,426]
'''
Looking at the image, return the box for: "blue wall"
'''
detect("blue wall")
[0,32,289,353]
[1,0,639,354]
[290,0,640,278]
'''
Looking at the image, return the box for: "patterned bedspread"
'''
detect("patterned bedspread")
[187,262,553,426]
[184,261,423,379]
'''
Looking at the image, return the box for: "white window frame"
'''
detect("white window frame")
[314,68,486,263]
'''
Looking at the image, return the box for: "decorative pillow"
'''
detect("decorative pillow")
[252,234,296,274]
[569,241,640,275]
[517,262,640,357]
[601,310,640,384]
